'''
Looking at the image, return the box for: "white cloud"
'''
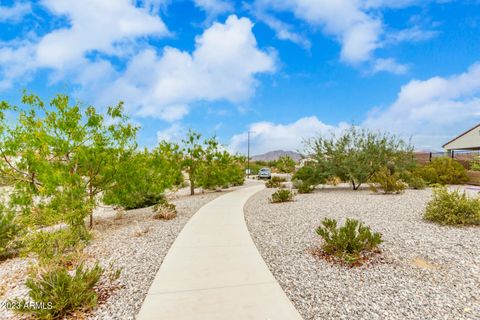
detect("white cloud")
[157,122,186,142]
[193,0,233,16]
[229,116,349,154]
[363,62,480,149]
[385,26,438,44]
[95,15,276,121]
[254,0,382,64]
[36,0,168,68]
[372,58,409,75]
[0,2,31,23]
[0,0,169,89]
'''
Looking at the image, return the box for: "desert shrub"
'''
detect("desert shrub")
[370,167,407,194]
[325,176,342,186]
[153,199,177,220]
[293,166,327,187]
[0,208,21,260]
[470,156,480,171]
[316,218,383,264]
[24,228,90,263]
[419,157,468,185]
[407,175,427,190]
[13,262,103,319]
[270,189,295,203]
[265,176,285,188]
[424,187,480,225]
[294,180,315,193]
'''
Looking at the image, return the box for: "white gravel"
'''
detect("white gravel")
[0,184,248,320]
[244,185,480,320]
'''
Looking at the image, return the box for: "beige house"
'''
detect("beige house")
[443,124,480,152]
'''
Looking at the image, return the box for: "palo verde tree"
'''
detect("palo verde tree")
[103,142,184,209]
[179,130,245,195]
[306,126,413,190]
[0,92,137,234]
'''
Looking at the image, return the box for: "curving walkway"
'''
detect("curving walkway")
[137,185,302,320]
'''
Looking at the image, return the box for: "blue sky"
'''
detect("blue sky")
[0,0,479,154]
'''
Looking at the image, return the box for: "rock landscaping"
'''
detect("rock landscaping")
[245,185,480,320]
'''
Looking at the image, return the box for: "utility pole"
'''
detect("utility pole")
[247,131,254,178]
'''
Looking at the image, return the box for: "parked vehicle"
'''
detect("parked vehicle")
[258,168,272,179]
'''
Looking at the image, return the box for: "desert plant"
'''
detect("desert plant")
[270,189,295,203]
[0,208,21,260]
[316,218,383,264]
[469,156,480,171]
[305,127,414,190]
[293,166,328,187]
[407,175,427,190]
[24,228,90,263]
[12,262,103,319]
[265,176,286,188]
[153,199,177,220]
[424,187,480,225]
[294,180,315,193]
[419,157,468,185]
[369,167,407,194]
[275,155,296,173]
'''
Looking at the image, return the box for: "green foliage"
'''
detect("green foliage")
[270,189,295,203]
[13,262,103,319]
[292,166,328,188]
[370,167,407,194]
[0,92,138,233]
[424,187,480,225]
[316,218,383,264]
[103,143,183,210]
[24,228,90,263]
[265,176,286,188]
[407,175,427,190]
[419,157,469,185]
[470,156,480,171]
[294,180,315,193]
[179,130,245,195]
[306,127,413,190]
[196,138,245,190]
[276,155,296,173]
[0,206,21,259]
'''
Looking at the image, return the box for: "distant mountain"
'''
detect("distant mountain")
[251,150,302,162]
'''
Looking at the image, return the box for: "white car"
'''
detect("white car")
[258,168,271,179]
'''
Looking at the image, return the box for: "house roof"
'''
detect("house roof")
[442,123,480,148]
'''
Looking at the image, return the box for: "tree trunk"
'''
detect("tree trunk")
[190,179,195,195]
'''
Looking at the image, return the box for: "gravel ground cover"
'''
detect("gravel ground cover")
[0,185,247,320]
[244,185,480,320]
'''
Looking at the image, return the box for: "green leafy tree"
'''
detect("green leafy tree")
[0,93,137,233]
[103,142,183,209]
[181,130,205,195]
[306,127,413,190]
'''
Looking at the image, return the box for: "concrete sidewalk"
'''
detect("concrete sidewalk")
[137,185,302,320]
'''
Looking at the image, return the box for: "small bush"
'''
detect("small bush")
[24,228,90,263]
[424,187,480,225]
[153,199,177,220]
[316,218,383,264]
[0,209,21,260]
[265,176,286,188]
[407,175,426,190]
[420,157,468,185]
[270,189,295,203]
[294,180,314,193]
[13,262,103,319]
[369,168,407,194]
[293,166,327,187]
[471,156,480,171]
[123,193,165,210]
